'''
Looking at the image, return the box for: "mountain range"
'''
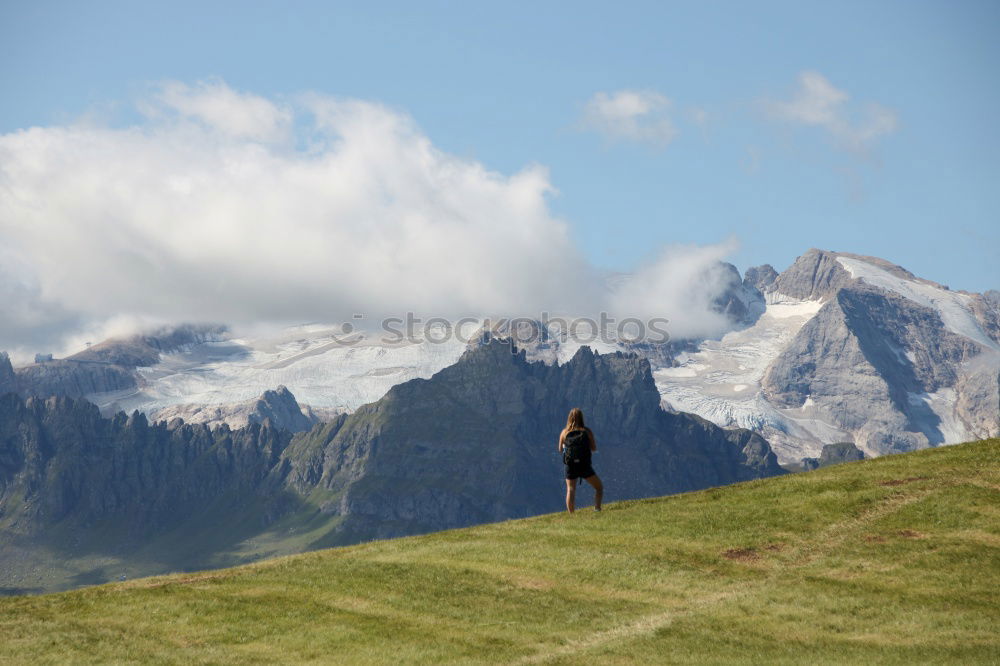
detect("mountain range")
[0,338,782,593]
[4,248,995,463]
[2,247,997,591]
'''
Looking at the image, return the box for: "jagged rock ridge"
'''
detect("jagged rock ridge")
[0,340,783,593]
[279,339,783,543]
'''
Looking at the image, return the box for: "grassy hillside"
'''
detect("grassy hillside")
[1,439,997,664]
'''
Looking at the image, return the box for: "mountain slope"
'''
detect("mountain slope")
[656,249,1000,461]
[1,438,995,664]
[0,339,782,593]
[10,324,227,398]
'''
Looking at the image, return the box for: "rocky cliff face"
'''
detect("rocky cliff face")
[801,442,865,470]
[13,360,138,399]
[0,394,292,535]
[0,339,783,593]
[281,339,783,544]
[150,385,319,433]
[762,253,997,455]
[952,354,1000,439]
[0,353,15,396]
[970,290,1000,344]
[762,282,983,454]
[770,248,853,300]
[711,262,766,327]
[743,264,778,292]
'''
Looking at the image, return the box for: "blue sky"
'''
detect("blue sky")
[1,0,998,296]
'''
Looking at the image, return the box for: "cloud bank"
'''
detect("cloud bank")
[0,81,736,362]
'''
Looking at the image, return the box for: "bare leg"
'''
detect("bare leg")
[565,479,576,513]
[585,474,603,511]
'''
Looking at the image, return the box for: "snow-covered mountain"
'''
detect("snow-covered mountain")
[85,323,472,420]
[4,249,997,464]
[653,293,833,460]
[654,250,999,461]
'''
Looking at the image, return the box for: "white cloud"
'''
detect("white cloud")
[580,90,677,147]
[0,81,737,361]
[766,71,897,153]
[609,240,740,340]
[146,80,294,142]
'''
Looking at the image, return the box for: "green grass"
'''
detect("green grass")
[1,439,998,664]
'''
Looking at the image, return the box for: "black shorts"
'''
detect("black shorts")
[565,462,596,480]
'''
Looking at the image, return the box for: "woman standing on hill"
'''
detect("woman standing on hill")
[558,408,603,513]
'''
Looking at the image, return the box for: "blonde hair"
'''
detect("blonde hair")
[561,407,586,439]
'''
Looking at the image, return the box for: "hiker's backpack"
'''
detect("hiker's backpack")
[562,429,591,466]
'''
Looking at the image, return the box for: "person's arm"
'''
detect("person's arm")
[557,430,564,452]
[588,428,597,452]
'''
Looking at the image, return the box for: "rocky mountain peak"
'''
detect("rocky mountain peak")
[711,262,765,326]
[771,248,854,301]
[743,264,778,292]
[249,385,315,433]
[0,351,15,395]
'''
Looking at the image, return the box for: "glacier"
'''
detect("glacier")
[87,322,471,417]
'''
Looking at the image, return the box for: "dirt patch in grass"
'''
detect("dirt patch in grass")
[763,543,785,552]
[865,530,925,542]
[722,548,758,562]
[879,477,929,487]
[897,529,925,539]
